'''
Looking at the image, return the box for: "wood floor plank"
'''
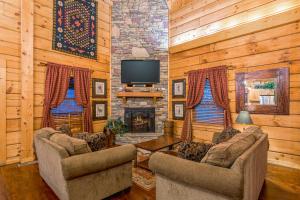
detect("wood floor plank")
[0,164,299,200]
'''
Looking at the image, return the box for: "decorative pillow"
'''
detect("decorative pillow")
[50,133,91,156]
[178,142,214,162]
[243,126,264,140]
[58,124,72,136]
[35,127,61,139]
[212,127,241,144]
[73,132,108,152]
[202,133,256,168]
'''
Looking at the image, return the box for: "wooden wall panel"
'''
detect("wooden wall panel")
[170,0,300,52]
[0,0,112,165]
[168,0,194,13]
[33,0,112,143]
[0,0,21,165]
[169,0,300,169]
[0,59,7,165]
[20,0,34,163]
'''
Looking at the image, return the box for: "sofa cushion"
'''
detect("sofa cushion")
[243,126,264,140]
[178,142,213,162]
[202,133,256,168]
[35,127,61,139]
[50,133,91,156]
[58,124,72,136]
[61,144,136,180]
[212,127,241,144]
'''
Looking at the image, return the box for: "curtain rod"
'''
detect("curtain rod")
[183,65,235,76]
[37,62,95,72]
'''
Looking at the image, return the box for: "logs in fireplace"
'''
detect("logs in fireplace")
[124,107,155,133]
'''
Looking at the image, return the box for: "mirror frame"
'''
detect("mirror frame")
[236,68,289,115]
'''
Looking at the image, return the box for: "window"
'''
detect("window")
[51,78,84,133]
[193,79,224,125]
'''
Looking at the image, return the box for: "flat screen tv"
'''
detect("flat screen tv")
[121,60,160,84]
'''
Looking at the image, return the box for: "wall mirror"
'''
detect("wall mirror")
[236,68,289,115]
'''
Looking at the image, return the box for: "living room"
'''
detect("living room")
[0,0,300,199]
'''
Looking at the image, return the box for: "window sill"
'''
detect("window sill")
[192,122,224,129]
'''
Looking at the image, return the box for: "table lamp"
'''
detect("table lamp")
[236,111,253,129]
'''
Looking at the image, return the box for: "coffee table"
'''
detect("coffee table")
[134,135,182,170]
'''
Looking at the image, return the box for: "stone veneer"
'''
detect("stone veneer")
[111,0,169,133]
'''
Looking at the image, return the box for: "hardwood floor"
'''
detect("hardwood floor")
[259,165,300,200]
[0,163,299,200]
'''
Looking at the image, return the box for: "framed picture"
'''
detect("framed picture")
[172,79,186,98]
[172,101,186,120]
[92,79,107,98]
[53,0,98,59]
[236,68,289,115]
[92,101,107,120]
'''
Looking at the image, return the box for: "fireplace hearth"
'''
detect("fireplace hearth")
[124,108,155,133]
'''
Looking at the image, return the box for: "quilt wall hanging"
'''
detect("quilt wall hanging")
[53,0,98,59]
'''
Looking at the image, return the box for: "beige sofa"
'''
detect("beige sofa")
[34,128,136,200]
[149,131,268,200]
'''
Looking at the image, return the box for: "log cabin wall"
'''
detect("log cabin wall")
[169,0,300,169]
[168,0,193,13]
[0,0,112,165]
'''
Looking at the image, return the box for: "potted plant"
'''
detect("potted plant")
[104,117,128,145]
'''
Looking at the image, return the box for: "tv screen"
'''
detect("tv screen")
[121,60,160,84]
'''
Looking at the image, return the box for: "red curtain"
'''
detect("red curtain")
[42,63,93,133]
[74,68,93,133]
[181,70,207,141]
[208,67,232,128]
[42,63,71,128]
[181,66,232,141]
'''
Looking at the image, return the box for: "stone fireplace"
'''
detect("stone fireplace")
[125,108,155,133]
[111,0,168,133]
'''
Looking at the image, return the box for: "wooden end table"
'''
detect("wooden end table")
[134,135,182,170]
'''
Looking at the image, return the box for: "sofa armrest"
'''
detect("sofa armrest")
[61,144,136,180]
[149,152,243,199]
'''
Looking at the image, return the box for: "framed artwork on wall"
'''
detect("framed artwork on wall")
[236,67,289,115]
[172,101,186,120]
[172,79,186,98]
[53,0,98,59]
[92,101,107,120]
[92,79,107,98]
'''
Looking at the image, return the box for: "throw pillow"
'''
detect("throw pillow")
[201,133,256,168]
[73,132,108,152]
[243,126,264,140]
[212,127,241,144]
[50,133,91,156]
[35,127,61,139]
[58,124,72,136]
[178,142,214,162]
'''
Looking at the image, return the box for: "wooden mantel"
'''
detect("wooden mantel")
[117,91,163,103]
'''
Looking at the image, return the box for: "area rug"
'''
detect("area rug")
[53,0,97,59]
[115,133,163,191]
[131,151,156,191]
[132,167,155,191]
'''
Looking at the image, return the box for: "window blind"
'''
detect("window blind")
[193,79,224,125]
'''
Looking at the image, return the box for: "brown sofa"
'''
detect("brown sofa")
[34,128,136,200]
[149,129,268,200]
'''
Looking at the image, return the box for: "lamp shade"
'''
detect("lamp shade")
[236,111,253,125]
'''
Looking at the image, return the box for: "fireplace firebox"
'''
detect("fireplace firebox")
[124,108,155,133]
